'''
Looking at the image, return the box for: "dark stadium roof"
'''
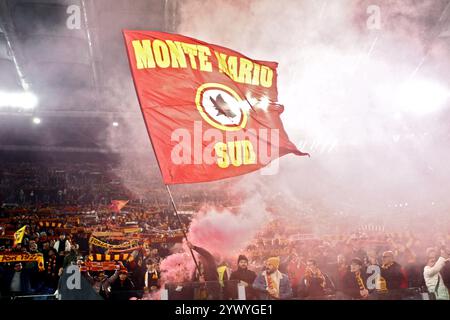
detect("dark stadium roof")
[0,0,178,154]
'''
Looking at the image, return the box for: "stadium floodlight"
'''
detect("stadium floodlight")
[395,79,449,116]
[112,121,119,127]
[0,91,38,110]
[32,117,41,124]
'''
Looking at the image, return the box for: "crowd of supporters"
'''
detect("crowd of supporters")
[1,162,450,300]
[0,204,187,300]
[242,226,450,300]
[1,202,449,300]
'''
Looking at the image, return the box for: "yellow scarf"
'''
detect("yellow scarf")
[355,271,366,290]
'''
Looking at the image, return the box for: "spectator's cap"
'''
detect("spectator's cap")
[119,267,128,274]
[237,255,248,263]
[266,257,280,269]
[351,258,363,266]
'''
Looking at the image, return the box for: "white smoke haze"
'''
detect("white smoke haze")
[173,0,450,230]
[85,0,450,240]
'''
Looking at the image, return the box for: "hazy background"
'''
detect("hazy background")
[1,0,450,236]
[172,0,450,231]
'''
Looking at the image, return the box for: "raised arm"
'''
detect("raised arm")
[424,257,449,277]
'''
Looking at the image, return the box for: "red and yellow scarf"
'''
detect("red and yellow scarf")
[304,268,326,288]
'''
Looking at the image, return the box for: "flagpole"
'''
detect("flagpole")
[123,32,201,277]
[165,185,201,275]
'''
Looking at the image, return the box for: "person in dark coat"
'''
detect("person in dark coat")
[1,263,33,297]
[109,268,136,300]
[380,251,406,290]
[378,251,407,299]
[328,254,349,294]
[187,242,218,281]
[439,246,450,291]
[298,259,335,299]
[85,270,113,300]
[229,255,257,299]
[144,258,161,292]
[342,258,369,299]
[403,249,425,289]
[131,258,147,299]
[44,248,60,292]
[187,242,220,299]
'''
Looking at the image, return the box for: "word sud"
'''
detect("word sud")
[171,121,280,168]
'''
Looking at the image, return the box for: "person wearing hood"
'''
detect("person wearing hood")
[187,241,220,299]
[187,242,218,282]
[229,255,257,299]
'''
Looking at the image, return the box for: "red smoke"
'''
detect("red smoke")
[187,195,270,259]
[141,252,195,300]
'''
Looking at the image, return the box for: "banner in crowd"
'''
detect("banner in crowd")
[88,236,139,250]
[108,246,142,254]
[88,253,132,262]
[123,30,308,184]
[13,225,26,247]
[83,261,120,271]
[0,253,45,271]
[113,226,142,234]
[65,217,81,224]
[91,231,124,238]
[38,221,63,228]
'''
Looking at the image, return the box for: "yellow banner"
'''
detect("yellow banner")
[88,236,138,249]
[110,227,142,234]
[38,221,63,228]
[91,231,124,237]
[13,225,26,247]
[0,253,44,271]
[108,246,141,254]
[122,227,142,234]
[88,253,131,262]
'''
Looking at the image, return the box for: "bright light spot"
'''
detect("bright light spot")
[241,93,258,113]
[32,117,41,124]
[395,79,449,115]
[0,91,38,110]
[242,94,270,112]
[393,112,402,120]
[112,122,119,127]
[258,96,270,111]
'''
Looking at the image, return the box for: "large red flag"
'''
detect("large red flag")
[123,30,308,184]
